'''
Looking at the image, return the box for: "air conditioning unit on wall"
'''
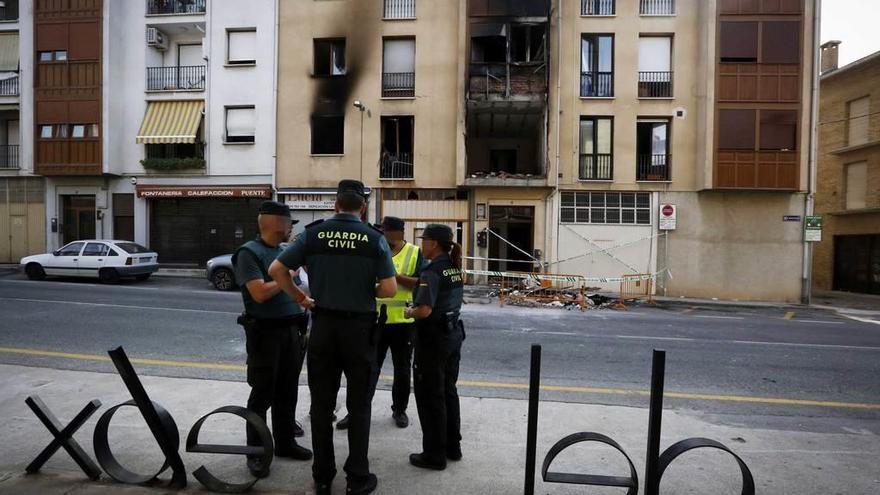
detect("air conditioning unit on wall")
[146,27,168,51]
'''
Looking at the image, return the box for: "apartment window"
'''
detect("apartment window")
[510,25,545,63]
[579,117,613,180]
[38,51,67,62]
[720,21,800,64]
[380,116,414,179]
[39,125,53,138]
[759,110,797,151]
[70,124,99,139]
[313,39,346,76]
[225,106,256,143]
[38,51,52,62]
[845,161,868,210]
[581,0,615,16]
[227,29,257,65]
[636,119,670,181]
[640,0,675,15]
[847,96,870,146]
[718,109,756,149]
[55,50,67,61]
[720,22,758,63]
[638,36,672,97]
[561,192,651,225]
[581,34,614,97]
[384,0,416,19]
[761,22,800,64]
[382,38,416,98]
[311,115,344,155]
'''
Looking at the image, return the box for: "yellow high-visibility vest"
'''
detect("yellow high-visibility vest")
[378,242,420,324]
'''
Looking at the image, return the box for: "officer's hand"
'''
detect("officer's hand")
[404,308,414,319]
[300,296,316,310]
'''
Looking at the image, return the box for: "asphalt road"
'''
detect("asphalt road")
[1,271,878,434]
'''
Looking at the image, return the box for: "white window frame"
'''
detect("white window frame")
[226,28,257,65]
[224,105,256,144]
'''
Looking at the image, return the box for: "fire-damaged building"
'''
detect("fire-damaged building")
[279,0,820,302]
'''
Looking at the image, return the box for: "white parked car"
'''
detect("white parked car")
[20,240,159,284]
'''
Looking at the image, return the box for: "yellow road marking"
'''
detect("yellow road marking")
[3,346,880,411]
[784,311,795,320]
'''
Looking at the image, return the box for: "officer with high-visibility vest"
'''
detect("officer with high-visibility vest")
[337,216,424,430]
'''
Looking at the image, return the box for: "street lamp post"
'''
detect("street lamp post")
[353,100,368,181]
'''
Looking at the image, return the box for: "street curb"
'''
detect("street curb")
[153,270,204,279]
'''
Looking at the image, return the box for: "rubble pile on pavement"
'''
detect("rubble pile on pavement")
[484,279,618,310]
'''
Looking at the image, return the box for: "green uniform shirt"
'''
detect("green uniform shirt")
[413,253,464,320]
[277,213,396,313]
[233,238,303,319]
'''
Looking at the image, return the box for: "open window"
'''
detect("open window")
[314,38,346,76]
[380,116,414,179]
[510,24,545,63]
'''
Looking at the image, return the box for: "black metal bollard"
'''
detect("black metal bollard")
[524,344,541,495]
[645,349,666,495]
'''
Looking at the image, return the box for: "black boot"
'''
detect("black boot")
[409,453,446,471]
[336,414,351,430]
[346,473,377,494]
[392,411,409,428]
[276,441,313,461]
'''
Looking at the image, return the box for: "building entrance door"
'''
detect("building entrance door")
[488,206,534,273]
[62,195,96,244]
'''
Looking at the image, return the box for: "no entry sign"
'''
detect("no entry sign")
[659,203,676,230]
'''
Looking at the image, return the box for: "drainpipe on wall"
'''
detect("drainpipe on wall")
[801,0,821,305]
[271,0,279,200]
[552,0,562,268]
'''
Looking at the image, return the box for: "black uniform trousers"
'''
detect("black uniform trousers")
[368,322,414,413]
[308,309,378,484]
[245,315,307,455]
[413,318,464,461]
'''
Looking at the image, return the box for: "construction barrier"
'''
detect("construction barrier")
[493,270,590,308]
[618,273,655,306]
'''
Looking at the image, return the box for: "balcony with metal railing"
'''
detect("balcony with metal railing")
[0,145,19,169]
[382,72,415,98]
[580,71,614,97]
[579,153,613,181]
[146,66,206,92]
[582,0,615,16]
[640,0,675,15]
[0,74,18,96]
[379,153,414,180]
[638,71,673,98]
[637,154,671,181]
[384,0,416,19]
[147,0,206,15]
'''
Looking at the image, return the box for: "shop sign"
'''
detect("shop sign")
[285,194,336,210]
[136,186,272,199]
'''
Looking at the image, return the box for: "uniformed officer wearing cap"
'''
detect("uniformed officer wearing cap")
[404,224,466,471]
[269,180,396,495]
[232,201,313,478]
[337,216,424,431]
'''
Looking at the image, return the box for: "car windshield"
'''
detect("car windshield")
[114,242,152,254]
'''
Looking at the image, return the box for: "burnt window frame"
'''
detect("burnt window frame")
[310,115,345,156]
[313,38,346,77]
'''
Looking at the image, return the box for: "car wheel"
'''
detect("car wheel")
[135,274,151,282]
[211,268,235,291]
[25,263,46,281]
[99,268,120,284]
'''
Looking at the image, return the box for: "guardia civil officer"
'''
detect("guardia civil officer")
[404,224,465,471]
[269,180,396,495]
[232,201,313,478]
[337,216,424,431]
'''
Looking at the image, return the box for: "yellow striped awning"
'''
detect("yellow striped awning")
[136,100,204,144]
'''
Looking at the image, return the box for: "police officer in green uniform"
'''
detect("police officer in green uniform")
[337,216,424,431]
[404,224,465,471]
[269,180,396,495]
[233,201,313,478]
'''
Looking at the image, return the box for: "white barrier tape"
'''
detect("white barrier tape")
[464,269,657,284]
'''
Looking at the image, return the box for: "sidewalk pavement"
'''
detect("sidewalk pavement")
[1,364,877,494]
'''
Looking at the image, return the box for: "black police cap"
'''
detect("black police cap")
[419,224,453,243]
[381,216,405,232]
[258,200,292,218]
[337,179,367,199]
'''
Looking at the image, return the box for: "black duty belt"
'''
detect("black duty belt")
[312,306,377,319]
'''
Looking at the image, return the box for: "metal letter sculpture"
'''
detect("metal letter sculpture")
[524,345,755,495]
[25,396,103,480]
[23,346,274,493]
[186,406,274,493]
